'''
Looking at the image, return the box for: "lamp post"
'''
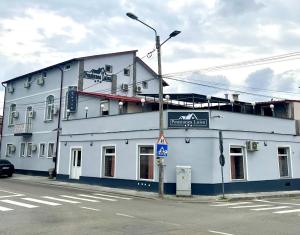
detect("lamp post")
[85,106,89,119]
[126,12,180,198]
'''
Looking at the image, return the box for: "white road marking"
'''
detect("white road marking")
[77,194,116,202]
[42,196,80,204]
[273,209,300,214]
[0,205,13,211]
[212,202,252,207]
[94,193,132,200]
[22,198,61,206]
[116,213,135,218]
[208,230,234,235]
[60,195,99,202]
[254,199,300,206]
[81,207,100,211]
[251,206,290,211]
[1,199,38,208]
[0,189,24,198]
[230,204,270,209]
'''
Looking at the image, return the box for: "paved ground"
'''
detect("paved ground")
[0,176,300,234]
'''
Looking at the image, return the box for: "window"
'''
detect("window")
[27,143,32,157]
[138,145,154,180]
[39,143,46,158]
[6,144,15,157]
[100,100,109,116]
[105,65,113,73]
[278,147,291,178]
[124,68,130,76]
[48,143,55,158]
[102,146,115,177]
[230,146,246,180]
[45,95,54,121]
[20,143,26,158]
[142,81,148,89]
[8,104,16,126]
[42,71,47,78]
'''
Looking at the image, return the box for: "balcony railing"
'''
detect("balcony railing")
[14,123,32,136]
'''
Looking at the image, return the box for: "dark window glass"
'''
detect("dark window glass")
[104,155,115,177]
[77,151,81,167]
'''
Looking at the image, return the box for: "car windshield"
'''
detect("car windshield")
[0,160,10,164]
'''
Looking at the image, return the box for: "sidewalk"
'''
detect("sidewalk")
[8,174,300,203]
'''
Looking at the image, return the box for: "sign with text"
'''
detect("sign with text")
[168,112,209,128]
[84,67,112,83]
[67,86,78,113]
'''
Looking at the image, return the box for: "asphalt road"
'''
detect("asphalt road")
[0,177,299,235]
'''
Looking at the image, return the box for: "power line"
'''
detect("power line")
[164,51,300,77]
[164,76,294,100]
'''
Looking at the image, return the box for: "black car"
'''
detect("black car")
[0,160,14,177]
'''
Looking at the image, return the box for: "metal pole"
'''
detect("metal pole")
[219,130,225,199]
[156,35,164,198]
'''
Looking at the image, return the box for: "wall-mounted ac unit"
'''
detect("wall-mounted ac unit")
[24,81,31,88]
[31,144,37,152]
[37,77,44,85]
[12,111,19,119]
[28,111,36,119]
[135,86,142,93]
[7,86,14,93]
[246,141,259,151]
[9,145,16,153]
[53,106,59,115]
[121,83,129,91]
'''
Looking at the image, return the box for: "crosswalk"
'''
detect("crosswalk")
[211,200,300,215]
[0,192,132,213]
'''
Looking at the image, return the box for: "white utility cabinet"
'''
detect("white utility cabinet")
[176,166,191,196]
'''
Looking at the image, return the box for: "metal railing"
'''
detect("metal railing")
[13,123,32,135]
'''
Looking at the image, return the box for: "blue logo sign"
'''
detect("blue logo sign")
[156,144,168,157]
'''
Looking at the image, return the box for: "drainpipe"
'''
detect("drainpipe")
[0,83,6,158]
[54,67,64,177]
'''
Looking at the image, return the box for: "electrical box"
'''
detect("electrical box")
[176,166,191,196]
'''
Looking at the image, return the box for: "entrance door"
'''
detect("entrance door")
[70,149,82,179]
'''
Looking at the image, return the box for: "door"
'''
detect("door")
[70,149,82,179]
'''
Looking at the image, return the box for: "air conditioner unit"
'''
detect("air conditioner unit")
[31,144,37,152]
[53,106,59,115]
[246,141,259,151]
[37,77,44,85]
[28,111,36,118]
[135,86,142,93]
[12,111,19,119]
[24,81,31,88]
[7,86,14,93]
[9,145,16,153]
[121,83,129,91]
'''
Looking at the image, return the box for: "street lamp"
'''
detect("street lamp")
[126,12,181,198]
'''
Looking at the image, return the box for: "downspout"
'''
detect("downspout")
[54,67,64,176]
[0,83,6,158]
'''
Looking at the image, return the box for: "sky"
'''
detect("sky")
[1,0,300,112]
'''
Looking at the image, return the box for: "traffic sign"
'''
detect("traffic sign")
[157,134,168,144]
[156,143,168,157]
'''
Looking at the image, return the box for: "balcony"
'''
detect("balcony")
[14,123,32,136]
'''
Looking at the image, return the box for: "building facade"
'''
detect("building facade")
[1,50,300,195]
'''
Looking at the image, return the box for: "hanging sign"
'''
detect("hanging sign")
[168,112,209,128]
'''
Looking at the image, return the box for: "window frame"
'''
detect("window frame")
[229,145,247,181]
[27,143,32,157]
[45,95,55,121]
[20,142,26,158]
[39,143,46,158]
[137,144,155,181]
[105,64,113,73]
[47,143,55,158]
[277,146,292,178]
[101,145,116,178]
[5,143,15,157]
[8,104,16,126]
[124,68,130,76]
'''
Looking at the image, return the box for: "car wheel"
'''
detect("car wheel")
[8,172,13,177]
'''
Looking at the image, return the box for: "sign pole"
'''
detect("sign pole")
[219,130,225,199]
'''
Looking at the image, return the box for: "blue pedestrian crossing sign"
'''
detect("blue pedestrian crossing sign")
[156,134,168,157]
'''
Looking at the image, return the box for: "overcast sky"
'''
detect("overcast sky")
[1,0,300,111]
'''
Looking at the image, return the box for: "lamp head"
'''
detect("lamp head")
[126,12,138,20]
[169,30,181,38]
